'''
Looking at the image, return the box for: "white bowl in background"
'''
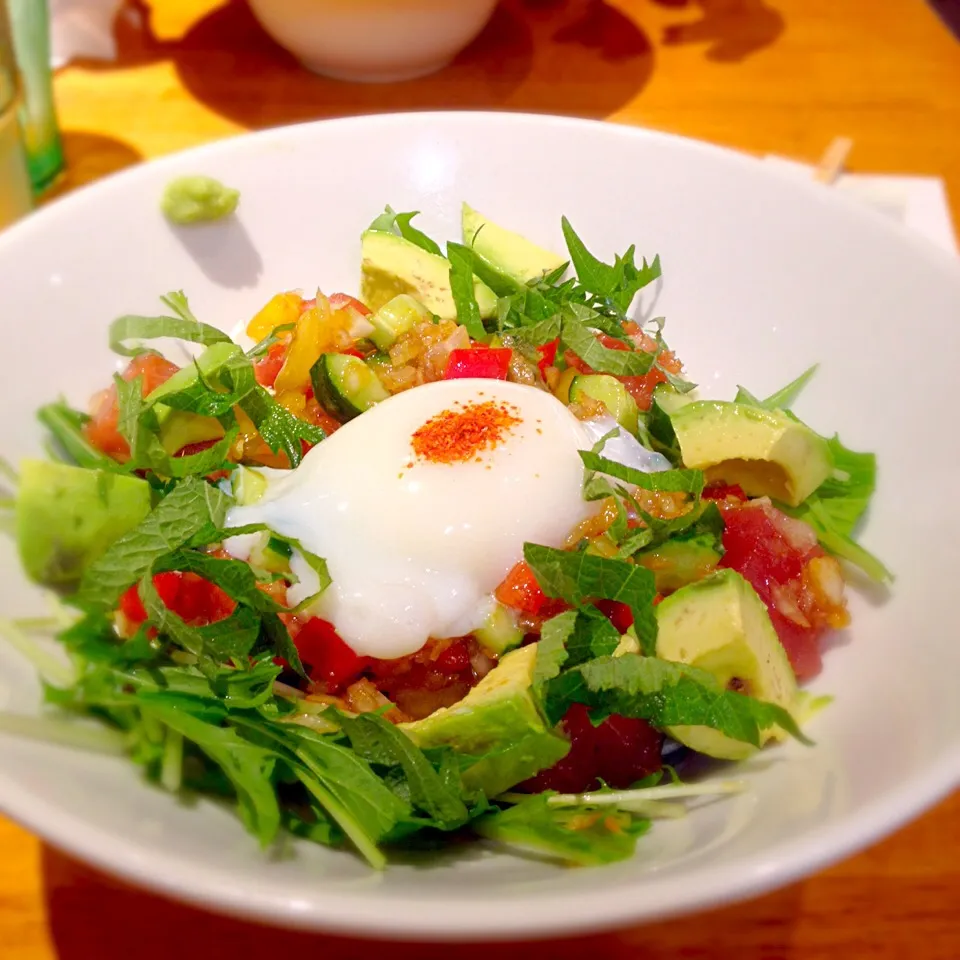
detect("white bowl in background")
[246,0,500,83]
[0,113,958,939]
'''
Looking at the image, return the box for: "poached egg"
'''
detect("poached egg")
[227,379,669,660]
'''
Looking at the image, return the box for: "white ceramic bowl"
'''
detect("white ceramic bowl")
[0,113,958,940]
[246,0,500,83]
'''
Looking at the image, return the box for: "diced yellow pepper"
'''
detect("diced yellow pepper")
[246,292,303,343]
[274,297,329,394]
[275,390,307,417]
[274,295,355,394]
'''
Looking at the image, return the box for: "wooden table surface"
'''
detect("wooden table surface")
[3,1,959,957]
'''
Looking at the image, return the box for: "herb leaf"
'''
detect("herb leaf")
[475,794,649,866]
[73,477,231,612]
[543,654,808,743]
[523,544,658,655]
[138,569,261,668]
[580,451,704,496]
[37,402,121,471]
[560,217,661,311]
[736,365,819,411]
[109,295,232,357]
[535,608,622,699]
[446,242,487,341]
[368,206,442,256]
[238,386,325,469]
[140,699,281,846]
[560,312,656,377]
[335,712,470,829]
[784,434,891,582]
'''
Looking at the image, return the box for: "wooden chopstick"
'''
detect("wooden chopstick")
[813,137,854,184]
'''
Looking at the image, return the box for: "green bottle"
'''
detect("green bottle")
[7,0,62,192]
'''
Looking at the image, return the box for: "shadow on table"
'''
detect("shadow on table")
[649,0,785,62]
[41,132,144,201]
[40,843,808,960]
[70,0,655,130]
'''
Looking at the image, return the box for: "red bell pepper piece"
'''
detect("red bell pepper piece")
[294,617,369,692]
[444,347,512,380]
[537,337,560,374]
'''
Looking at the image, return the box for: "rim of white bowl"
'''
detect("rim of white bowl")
[0,112,958,940]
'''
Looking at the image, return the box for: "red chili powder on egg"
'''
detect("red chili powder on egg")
[410,400,522,465]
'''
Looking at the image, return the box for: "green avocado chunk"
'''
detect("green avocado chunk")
[635,533,722,592]
[655,568,799,760]
[461,203,566,285]
[145,341,236,454]
[401,644,568,798]
[360,231,497,321]
[16,460,152,586]
[161,175,240,225]
[669,400,832,506]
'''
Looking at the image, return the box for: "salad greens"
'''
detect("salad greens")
[0,206,886,870]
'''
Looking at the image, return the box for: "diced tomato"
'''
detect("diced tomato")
[153,571,185,610]
[254,342,287,388]
[294,617,369,693]
[595,599,634,633]
[444,347,512,381]
[560,329,683,413]
[521,703,663,794]
[328,293,372,316]
[719,502,827,680]
[303,398,341,436]
[365,637,483,720]
[119,584,147,623]
[620,367,669,412]
[766,607,824,682]
[495,561,549,615]
[537,337,560,375]
[434,638,473,673]
[118,571,235,628]
[721,503,818,586]
[596,333,630,351]
[702,482,748,503]
[83,354,180,460]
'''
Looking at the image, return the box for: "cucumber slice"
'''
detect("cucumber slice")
[310,353,390,421]
[651,383,695,416]
[569,374,639,435]
[474,602,524,655]
[369,294,432,350]
[254,536,293,573]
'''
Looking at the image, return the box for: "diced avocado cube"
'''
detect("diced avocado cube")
[635,533,722,592]
[16,460,152,585]
[154,408,225,456]
[670,400,832,506]
[401,645,568,798]
[360,231,497,321]
[655,569,799,760]
[146,341,241,405]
